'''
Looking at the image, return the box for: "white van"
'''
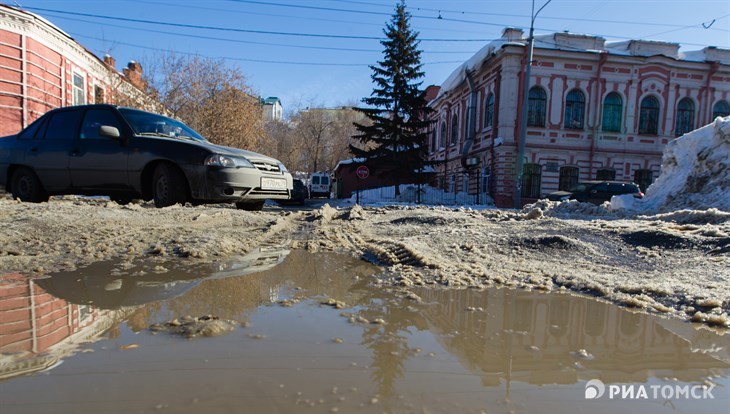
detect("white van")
[309,172,331,198]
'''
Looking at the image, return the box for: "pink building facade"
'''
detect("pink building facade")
[427,28,730,207]
[0,5,158,137]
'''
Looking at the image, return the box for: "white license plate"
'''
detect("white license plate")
[261,177,287,190]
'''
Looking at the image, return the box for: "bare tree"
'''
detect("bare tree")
[150,53,263,150]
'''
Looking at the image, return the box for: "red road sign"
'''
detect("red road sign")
[356,165,370,180]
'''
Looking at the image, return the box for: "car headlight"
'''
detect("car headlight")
[277,162,288,173]
[204,154,253,168]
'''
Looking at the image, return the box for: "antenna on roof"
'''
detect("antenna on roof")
[437,10,443,19]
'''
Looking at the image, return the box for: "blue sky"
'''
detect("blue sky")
[17,0,730,114]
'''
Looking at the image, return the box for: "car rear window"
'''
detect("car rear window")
[18,117,45,140]
[312,176,320,185]
[322,176,329,185]
[43,110,83,140]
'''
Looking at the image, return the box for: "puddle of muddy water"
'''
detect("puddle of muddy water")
[1,250,728,414]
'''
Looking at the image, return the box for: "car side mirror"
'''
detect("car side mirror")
[99,125,121,139]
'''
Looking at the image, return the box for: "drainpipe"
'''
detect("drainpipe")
[461,70,478,169]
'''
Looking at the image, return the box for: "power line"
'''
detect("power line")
[42,12,480,54]
[23,6,493,42]
[328,0,728,33]
[72,32,466,67]
[126,0,489,36]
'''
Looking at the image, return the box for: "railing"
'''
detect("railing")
[351,169,493,207]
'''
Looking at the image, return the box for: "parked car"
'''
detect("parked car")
[0,105,293,210]
[277,178,308,206]
[546,181,643,205]
[309,172,331,198]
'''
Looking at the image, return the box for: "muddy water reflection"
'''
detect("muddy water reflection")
[0,251,728,414]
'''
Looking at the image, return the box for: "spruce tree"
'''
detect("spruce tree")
[351,0,431,196]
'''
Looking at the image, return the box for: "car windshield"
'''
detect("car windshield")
[119,108,206,141]
[568,183,590,192]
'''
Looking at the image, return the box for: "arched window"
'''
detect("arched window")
[564,89,585,129]
[430,128,436,152]
[527,87,547,127]
[675,98,695,136]
[450,114,459,146]
[559,166,580,191]
[713,100,730,119]
[638,96,660,135]
[602,92,622,132]
[484,93,494,129]
[439,121,446,149]
[521,163,542,198]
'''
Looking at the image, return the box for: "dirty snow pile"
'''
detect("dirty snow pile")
[612,116,730,213]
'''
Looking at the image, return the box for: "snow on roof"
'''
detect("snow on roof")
[334,158,366,170]
[434,28,729,100]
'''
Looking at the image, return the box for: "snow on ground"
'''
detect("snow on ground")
[341,183,495,209]
[612,116,730,213]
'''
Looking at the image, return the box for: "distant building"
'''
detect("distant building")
[261,96,283,121]
[0,4,163,137]
[427,28,730,207]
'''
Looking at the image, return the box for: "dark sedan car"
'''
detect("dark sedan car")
[546,181,643,205]
[277,178,309,206]
[0,105,293,210]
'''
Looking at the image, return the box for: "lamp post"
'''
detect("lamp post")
[514,0,552,209]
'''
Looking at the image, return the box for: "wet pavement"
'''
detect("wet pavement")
[1,250,728,414]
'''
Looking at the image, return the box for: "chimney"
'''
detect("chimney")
[501,27,524,42]
[123,60,147,91]
[103,54,116,70]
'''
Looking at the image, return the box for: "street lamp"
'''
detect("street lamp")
[514,0,552,209]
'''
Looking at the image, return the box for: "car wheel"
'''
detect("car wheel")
[10,167,48,203]
[152,164,188,208]
[235,201,265,211]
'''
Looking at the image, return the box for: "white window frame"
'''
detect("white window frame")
[72,72,86,106]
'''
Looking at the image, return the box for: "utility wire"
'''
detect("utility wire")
[23,6,493,42]
[328,0,727,33]
[72,32,466,67]
[126,0,489,36]
[42,12,479,54]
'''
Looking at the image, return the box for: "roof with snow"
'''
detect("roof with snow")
[434,27,730,101]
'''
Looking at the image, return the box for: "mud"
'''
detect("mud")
[0,250,728,413]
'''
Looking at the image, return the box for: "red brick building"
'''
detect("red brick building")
[0,5,161,137]
[427,28,730,207]
[0,274,123,379]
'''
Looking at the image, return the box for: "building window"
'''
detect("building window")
[712,100,730,119]
[484,93,494,129]
[527,87,547,127]
[602,92,622,132]
[675,98,695,137]
[521,163,542,198]
[596,168,616,181]
[638,96,660,135]
[430,129,436,152]
[73,73,85,106]
[94,85,105,104]
[439,121,446,149]
[564,89,585,129]
[634,169,654,192]
[559,166,579,191]
[450,114,459,146]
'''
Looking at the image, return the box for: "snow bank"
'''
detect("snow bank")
[611,116,730,213]
[343,184,494,208]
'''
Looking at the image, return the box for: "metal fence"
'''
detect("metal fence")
[352,169,493,206]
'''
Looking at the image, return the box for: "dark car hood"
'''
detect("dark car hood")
[147,135,280,163]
